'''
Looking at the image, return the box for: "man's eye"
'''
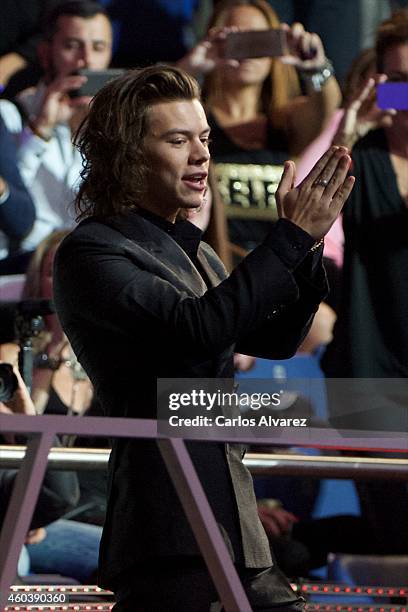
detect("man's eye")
[65,42,80,50]
[94,43,107,52]
[201,138,212,147]
[170,139,186,146]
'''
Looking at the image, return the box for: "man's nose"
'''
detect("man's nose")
[76,45,93,70]
[190,139,210,165]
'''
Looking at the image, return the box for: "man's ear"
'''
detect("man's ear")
[37,40,51,72]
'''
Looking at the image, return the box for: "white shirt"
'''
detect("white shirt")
[0,85,82,258]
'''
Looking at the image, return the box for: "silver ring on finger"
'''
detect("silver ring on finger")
[314,177,329,188]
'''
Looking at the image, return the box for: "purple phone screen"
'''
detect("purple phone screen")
[377,82,408,110]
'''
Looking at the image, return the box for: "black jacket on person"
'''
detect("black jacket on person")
[53,209,327,590]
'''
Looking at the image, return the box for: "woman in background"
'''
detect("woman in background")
[179,0,341,250]
[23,230,93,417]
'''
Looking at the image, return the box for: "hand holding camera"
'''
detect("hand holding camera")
[179,22,329,77]
[0,343,36,415]
[177,26,241,76]
[279,22,327,71]
[333,75,400,150]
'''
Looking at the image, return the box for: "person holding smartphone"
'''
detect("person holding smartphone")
[322,10,408,558]
[0,342,102,583]
[178,0,341,253]
[0,1,112,271]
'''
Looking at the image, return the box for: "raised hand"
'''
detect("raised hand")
[30,74,91,140]
[333,75,397,149]
[177,27,239,77]
[280,22,327,71]
[276,146,355,240]
[0,343,36,416]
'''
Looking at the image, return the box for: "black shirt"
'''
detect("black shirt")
[136,207,212,287]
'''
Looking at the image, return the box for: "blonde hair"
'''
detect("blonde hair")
[203,0,301,118]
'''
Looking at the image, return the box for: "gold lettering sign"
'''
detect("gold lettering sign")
[214,163,284,221]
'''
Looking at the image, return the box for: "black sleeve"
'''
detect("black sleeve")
[236,221,327,357]
[55,219,327,362]
[235,254,327,358]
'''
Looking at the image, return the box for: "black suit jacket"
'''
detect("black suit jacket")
[54,210,327,590]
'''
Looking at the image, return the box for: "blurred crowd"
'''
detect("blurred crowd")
[1,0,407,586]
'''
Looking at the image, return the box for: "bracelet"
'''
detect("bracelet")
[310,237,324,252]
[298,59,335,92]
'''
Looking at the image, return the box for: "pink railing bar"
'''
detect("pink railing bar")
[0,432,55,610]
[1,413,407,610]
[0,414,407,452]
[158,439,251,611]
[0,415,251,611]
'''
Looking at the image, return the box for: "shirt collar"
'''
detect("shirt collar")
[135,207,203,257]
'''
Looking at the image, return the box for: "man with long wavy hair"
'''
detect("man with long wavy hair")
[54,64,354,610]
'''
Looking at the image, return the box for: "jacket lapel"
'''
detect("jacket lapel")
[103,211,209,297]
[197,246,225,288]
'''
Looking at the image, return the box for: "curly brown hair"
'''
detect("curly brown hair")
[74,65,201,220]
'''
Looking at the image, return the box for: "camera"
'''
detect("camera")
[0,299,55,392]
[0,299,55,344]
[0,363,18,403]
[69,68,125,98]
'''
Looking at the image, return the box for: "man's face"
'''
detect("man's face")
[43,14,112,78]
[141,99,211,222]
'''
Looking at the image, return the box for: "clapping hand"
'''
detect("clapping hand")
[276,146,355,241]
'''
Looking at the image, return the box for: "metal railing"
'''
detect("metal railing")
[1,446,408,479]
[1,413,407,611]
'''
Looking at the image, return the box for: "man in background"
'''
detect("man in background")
[0,1,112,272]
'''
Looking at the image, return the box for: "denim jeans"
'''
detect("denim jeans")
[25,519,102,583]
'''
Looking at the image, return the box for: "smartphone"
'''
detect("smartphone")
[69,68,125,98]
[224,29,287,60]
[377,82,408,110]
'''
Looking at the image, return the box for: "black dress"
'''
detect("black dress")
[322,128,408,556]
[325,128,408,378]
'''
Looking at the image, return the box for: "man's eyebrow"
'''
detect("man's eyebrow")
[63,36,108,45]
[63,37,83,43]
[161,127,211,137]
